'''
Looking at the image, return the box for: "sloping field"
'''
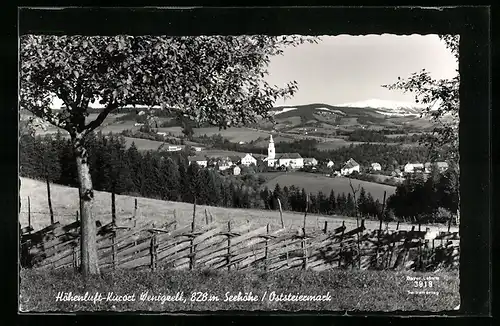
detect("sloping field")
[19,178,457,234]
[122,137,166,151]
[158,126,271,143]
[263,172,396,203]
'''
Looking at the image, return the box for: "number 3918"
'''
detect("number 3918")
[414,281,433,288]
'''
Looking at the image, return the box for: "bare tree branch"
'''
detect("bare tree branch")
[83,104,118,135]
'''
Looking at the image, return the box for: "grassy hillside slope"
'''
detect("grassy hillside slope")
[263,172,396,202]
[19,178,457,234]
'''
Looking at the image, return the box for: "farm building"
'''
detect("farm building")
[436,162,449,172]
[134,123,144,126]
[341,158,360,176]
[404,163,424,173]
[241,153,257,166]
[391,169,403,177]
[424,162,432,173]
[326,160,335,168]
[217,157,233,171]
[188,155,208,168]
[424,162,449,174]
[157,132,167,137]
[277,153,304,169]
[167,145,182,152]
[228,155,241,165]
[371,162,382,171]
[304,158,319,166]
[233,166,241,176]
[193,147,203,152]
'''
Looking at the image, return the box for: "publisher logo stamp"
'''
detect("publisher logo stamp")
[405,275,440,296]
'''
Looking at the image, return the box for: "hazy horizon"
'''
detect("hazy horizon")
[43,34,458,110]
[266,34,458,107]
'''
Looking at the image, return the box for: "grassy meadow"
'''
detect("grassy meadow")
[19,177,458,234]
[262,172,396,203]
[19,268,460,312]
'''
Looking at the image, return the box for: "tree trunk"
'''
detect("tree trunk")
[73,135,100,276]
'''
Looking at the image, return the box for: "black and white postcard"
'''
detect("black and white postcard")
[16,6,491,317]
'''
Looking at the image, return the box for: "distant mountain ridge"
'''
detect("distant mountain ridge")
[267,100,433,132]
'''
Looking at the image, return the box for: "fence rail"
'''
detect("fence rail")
[21,216,459,273]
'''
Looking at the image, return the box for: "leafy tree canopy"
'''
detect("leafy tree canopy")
[20,35,319,137]
[382,35,459,163]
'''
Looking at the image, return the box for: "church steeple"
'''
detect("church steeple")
[268,135,275,160]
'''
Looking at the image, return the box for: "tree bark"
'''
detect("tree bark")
[73,134,100,276]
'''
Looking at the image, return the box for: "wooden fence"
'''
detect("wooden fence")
[20,215,459,273]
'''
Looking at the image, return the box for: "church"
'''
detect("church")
[263,135,304,169]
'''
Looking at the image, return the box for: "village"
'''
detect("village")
[185,135,449,178]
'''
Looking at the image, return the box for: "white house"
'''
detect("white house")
[341,158,360,176]
[404,163,424,173]
[217,157,233,171]
[424,162,449,174]
[371,162,382,172]
[167,145,182,152]
[233,166,241,176]
[424,162,432,173]
[278,153,304,169]
[304,158,318,166]
[436,162,449,172]
[240,153,257,166]
[157,132,167,137]
[326,160,335,168]
[193,147,203,152]
[134,123,144,126]
[188,155,208,168]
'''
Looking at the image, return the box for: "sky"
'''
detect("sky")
[265,34,458,107]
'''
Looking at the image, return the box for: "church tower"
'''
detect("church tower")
[268,135,275,160]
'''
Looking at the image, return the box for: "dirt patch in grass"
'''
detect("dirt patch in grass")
[19,268,459,312]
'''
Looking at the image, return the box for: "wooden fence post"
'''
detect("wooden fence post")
[227,220,232,271]
[396,221,400,230]
[27,197,31,233]
[150,233,157,271]
[111,191,116,225]
[46,177,54,224]
[72,246,77,272]
[190,199,197,270]
[277,198,284,228]
[265,223,270,271]
[303,194,309,234]
[133,198,138,227]
[358,219,365,269]
[302,230,308,270]
[323,221,328,234]
[205,209,209,225]
[339,221,345,267]
[379,191,387,234]
[76,210,79,222]
[173,209,177,230]
[112,231,117,270]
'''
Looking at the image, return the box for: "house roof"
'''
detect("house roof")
[405,162,424,167]
[436,162,449,167]
[342,158,359,169]
[279,153,302,159]
[304,157,317,162]
[242,153,257,160]
[371,162,381,166]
